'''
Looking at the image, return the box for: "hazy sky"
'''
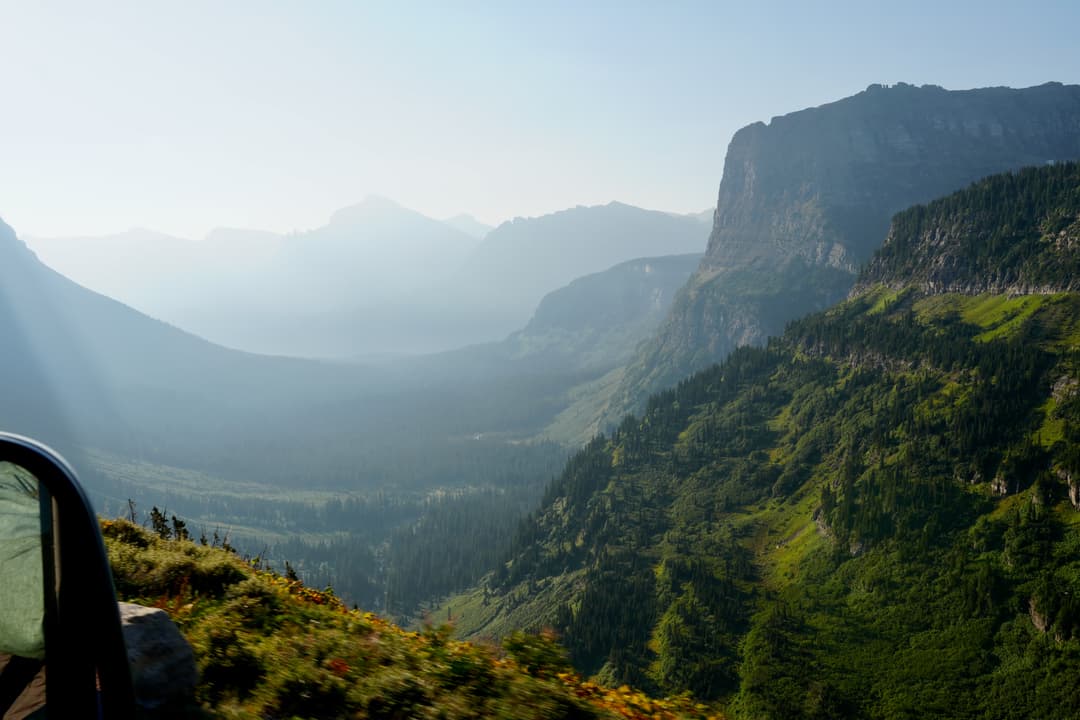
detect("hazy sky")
[1,0,1078,239]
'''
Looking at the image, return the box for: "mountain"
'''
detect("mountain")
[3,216,708,619]
[511,253,704,369]
[672,207,714,229]
[26,196,483,357]
[277,196,480,311]
[4,214,670,525]
[3,218,547,492]
[432,253,704,375]
[442,163,1080,718]
[445,202,710,343]
[373,252,703,462]
[28,199,705,358]
[857,163,1080,294]
[205,195,487,356]
[4,216,592,619]
[605,82,1080,427]
[442,213,493,239]
[27,227,204,314]
[0,217,383,471]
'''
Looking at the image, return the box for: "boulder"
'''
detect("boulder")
[118,602,198,715]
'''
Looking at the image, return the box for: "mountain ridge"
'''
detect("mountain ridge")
[29,198,707,357]
[856,161,1080,295]
[446,201,711,342]
[604,81,1080,428]
[440,161,1080,718]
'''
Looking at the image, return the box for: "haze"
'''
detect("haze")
[1,0,1077,240]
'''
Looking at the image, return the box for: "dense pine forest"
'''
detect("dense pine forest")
[862,161,1080,292]
[435,162,1080,718]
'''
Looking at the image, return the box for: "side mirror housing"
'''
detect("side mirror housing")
[0,433,135,719]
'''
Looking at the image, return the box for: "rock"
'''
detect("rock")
[1029,596,1050,633]
[607,82,1080,423]
[991,473,1011,496]
[1053,375,1079,402]
[1058,468,1080,509]
[118,602,198,714]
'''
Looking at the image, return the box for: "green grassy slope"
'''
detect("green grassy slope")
[443,163,1080,718]
[104,519,723,720]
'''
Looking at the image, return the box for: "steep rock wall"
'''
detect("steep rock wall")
[607,82,1080,424]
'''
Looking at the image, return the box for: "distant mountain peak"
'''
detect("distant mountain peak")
[0,218,34,259]
[441,214,493,239]
[202,227,281,244]
[358,194,403,210]
[328,195,410,226]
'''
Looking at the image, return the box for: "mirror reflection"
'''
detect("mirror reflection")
[0,462,48,719]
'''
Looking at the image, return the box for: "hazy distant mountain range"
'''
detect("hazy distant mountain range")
[444,202,710,346]
[2,209,708,496]
[0,217,375,470]
[29,198,711,357]
[440,213,493,239]
[402,253,703,381]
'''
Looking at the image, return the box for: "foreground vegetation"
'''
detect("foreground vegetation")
[103,518,722,719]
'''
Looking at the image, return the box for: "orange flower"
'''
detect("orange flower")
[326,658,350,677]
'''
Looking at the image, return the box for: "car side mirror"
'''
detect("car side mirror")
[0,433,134,719]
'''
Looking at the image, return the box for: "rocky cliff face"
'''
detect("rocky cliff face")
[606,82,1080,424]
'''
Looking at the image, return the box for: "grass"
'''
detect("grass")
[87,449,386,547]
[740,485,827,589]
[87,448,362,504]
[912,292,1056,342]
[988,490,1030,521]
[430,570,586,641]
[541,366,625,446]
[1035,397,1067,448]
[864,285,909,316]
[103,518,723,720]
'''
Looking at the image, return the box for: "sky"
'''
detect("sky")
[1,0,1078,240]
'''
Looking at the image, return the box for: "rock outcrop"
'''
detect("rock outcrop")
[606,82,1080,424]
[119,602,198,715]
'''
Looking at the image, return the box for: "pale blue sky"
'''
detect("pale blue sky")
[1,0,1077,239]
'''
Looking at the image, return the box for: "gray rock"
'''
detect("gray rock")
[118,602,198,713]
[608,82,1080,423]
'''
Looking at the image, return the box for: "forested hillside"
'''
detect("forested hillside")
[443,163,1080,718]
[860,161,1080,292]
